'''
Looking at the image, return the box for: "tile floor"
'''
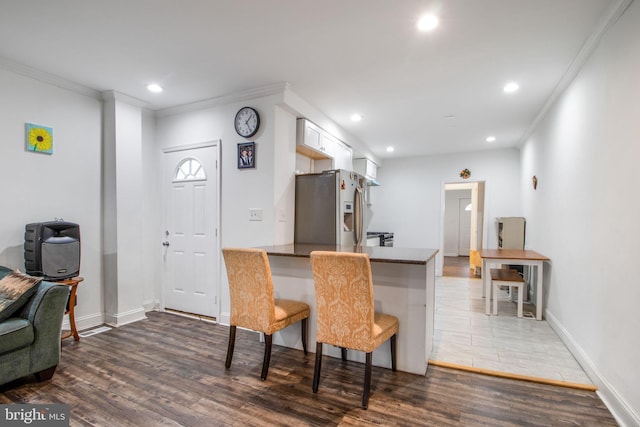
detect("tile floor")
[431,275,593,385]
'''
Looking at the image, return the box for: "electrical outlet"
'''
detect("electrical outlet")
[249,208,263,221]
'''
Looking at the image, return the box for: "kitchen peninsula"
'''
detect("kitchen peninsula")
[257,244,438,375]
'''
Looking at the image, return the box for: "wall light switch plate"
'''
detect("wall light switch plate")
[249,208,263,221]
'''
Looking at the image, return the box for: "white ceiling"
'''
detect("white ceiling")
[0,0,620,159]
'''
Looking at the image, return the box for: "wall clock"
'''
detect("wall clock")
[234,106,260,138]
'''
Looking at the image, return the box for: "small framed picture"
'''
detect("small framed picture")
[237,142,255,169]
[26,123,53,154]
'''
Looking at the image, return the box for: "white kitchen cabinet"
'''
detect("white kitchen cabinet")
[296,118,353,172]
[321,131,337,158]
[296,119,330,159]
[353,158,377,180]
[333,139,352,170]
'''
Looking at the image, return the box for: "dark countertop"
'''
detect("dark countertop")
[257,244,438,265]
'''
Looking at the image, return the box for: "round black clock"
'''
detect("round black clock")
[234,106,260,138]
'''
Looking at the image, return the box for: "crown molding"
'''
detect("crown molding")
[102,90,149,108]
[154,81,291,117]
[0,56,102,100]
[519,0,634,145]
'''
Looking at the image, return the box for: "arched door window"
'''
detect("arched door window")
[174,157,206,182]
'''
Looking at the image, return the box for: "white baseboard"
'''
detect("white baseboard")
[545,309,639,427]
[143,299,160,312]
[104,307,147,327]
[218,311,230,326]
[62,312,103,332]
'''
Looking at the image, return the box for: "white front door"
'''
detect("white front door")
[458,198,471,256]
[162,143,219,318]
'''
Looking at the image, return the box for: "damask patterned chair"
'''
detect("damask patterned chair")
[222,248,310,380]
[309,251,398,409]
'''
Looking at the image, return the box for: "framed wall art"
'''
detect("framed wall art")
[26,123,53,154]
[237,142,255,169]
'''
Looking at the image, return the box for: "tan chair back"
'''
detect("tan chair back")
[310,251,375,352]
[222,248,275,333]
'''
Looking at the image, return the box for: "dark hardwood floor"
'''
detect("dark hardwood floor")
[0,312,617,426]
[443,256,479,278]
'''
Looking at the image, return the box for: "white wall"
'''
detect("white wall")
[152,93,287,322]
[370,148,522,269]
[141,108,161,311]
[520,2,640,424]
[0,68,104,328]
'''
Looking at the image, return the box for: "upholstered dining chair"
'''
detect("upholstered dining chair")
[222,248,310,380]
[309,251,398,409]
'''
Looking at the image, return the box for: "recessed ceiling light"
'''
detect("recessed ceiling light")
[503,82,519,93]
[147,83,163,93]
[386,146,395,153]
[350,113,362,122]
[486,136,496,142]
[417,14,439,32]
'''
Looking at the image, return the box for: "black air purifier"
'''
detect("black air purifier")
[24,221,81,280]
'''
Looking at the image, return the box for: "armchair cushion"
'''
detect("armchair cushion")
[0,271,42,322]
[0,318,33,354]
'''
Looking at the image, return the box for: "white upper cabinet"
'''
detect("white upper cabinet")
[333,139,353,171]
[320,130,337,158]
[353,158,377,180]
[297,119,330,158]
[296,119,352,171]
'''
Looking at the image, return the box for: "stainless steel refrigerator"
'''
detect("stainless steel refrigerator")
[294,169,366,246]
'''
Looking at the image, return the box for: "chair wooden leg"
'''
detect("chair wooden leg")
[301,318,308,355]
[225,325,236,369]
[341,347,348,361]
[390,334,397,372]
[261,334,273,381]
[312,342,323,393]
[363,352,373,409]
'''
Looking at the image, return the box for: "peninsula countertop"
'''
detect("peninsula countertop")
[257,244,438,265]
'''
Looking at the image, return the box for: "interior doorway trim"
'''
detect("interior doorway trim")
[439,181,486,276]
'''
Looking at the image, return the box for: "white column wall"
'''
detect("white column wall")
[102,92,146,327]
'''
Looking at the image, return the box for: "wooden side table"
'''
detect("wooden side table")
[56,277,84,341]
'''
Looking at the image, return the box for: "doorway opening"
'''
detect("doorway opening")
[441,181,485,278]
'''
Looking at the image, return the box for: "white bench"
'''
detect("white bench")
[491,268,525,318]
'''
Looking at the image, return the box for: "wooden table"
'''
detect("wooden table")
[56,276,84,341]
[479,250,549,320]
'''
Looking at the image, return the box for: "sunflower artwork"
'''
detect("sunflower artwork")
[26,123,53,154]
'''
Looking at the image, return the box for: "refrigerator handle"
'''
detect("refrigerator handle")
[354,186,364,246]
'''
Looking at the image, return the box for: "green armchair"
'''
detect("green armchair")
[0,266,69,386]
